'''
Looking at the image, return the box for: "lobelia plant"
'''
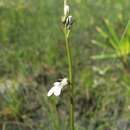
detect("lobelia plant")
[47,0,75,130]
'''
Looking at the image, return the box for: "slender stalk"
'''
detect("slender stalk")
[64,28,75,130]
[2,123,6,130]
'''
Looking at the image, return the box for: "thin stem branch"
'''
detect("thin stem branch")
[64,28,75,130]
[2,123,6,130]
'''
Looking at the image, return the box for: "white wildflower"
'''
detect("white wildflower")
[47,78,68,97]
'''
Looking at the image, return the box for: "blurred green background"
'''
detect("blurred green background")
[0,0,130,130]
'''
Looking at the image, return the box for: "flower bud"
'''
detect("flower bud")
[65,15,73,29]
[61,16,66,24]
[64,4,70,16]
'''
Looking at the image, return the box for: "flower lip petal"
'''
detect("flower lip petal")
[54,86,62,96]
[47,86,56,97]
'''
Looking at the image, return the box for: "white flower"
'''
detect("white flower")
[64,4,70,16]
[47,78,68,97]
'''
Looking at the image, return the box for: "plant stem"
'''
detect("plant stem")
[2,123,6,130]
[64,28,75,130]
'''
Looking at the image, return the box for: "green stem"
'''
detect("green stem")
[64,28,75,130]
[2,123,6,130]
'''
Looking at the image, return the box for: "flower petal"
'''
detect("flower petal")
[54,87,62,96]
[53,82,60,86]
[64,4,70,16]
[47,86,55,97]
[61,78,68,87]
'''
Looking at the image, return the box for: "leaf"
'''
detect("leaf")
[91,53,119,60]
[91,40,107,49]
[104,19,120,44]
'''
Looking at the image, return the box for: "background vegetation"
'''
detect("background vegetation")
[0,0,130,130]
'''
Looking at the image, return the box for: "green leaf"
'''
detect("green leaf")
[91,53,119,60]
